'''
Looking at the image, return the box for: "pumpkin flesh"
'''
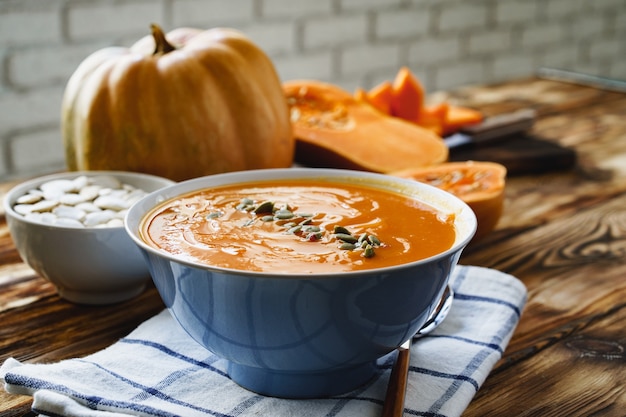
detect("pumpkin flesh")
[390,66,425,122]
[356,67,484,136]
[442,105,484,135]
[365,80,394,114]
[391,161,507,241]
[284,80,448,173]
[63,25,294,181]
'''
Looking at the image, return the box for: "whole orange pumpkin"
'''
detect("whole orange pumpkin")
[62,24,294,181]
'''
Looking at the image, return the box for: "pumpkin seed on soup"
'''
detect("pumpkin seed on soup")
[274,209,295,220]
[253,201,274,214]
[333,225,352,235]
[363,244,375,258]
[335,233,358,244]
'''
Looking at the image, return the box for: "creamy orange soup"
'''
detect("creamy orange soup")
[140,179,456,273]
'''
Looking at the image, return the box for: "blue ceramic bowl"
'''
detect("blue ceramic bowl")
[125,168,476,398]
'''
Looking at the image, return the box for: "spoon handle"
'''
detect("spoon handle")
[381,340,411,417]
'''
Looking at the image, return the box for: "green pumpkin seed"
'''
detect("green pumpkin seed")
[335,233,358,243]
[206,211,222,219]
[333,226,351,235]
[274,209,295,220]
[253,201,274,214]
[363,244,375,258]
[306,231,323,241]
[368,235,381,246]
[261,215,275,222]
[287,225,302,234]
[340,242,356,250]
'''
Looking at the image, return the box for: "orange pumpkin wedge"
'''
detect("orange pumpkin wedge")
[284,80,448,173]
[390,66,425,122]
[391,161,507,241]
[443,105,484,135]
[417,102,450,136]
[365,67,484,136]
[353,87,378,111]
[366,80,394,114]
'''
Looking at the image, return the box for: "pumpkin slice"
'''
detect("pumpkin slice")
[390,66,425,122]
[353,88,379,112]
[365,80,394,114]
[417,102,450,136]
[391,161,507,241]
[284,80,448,173]
[443,105,484,135]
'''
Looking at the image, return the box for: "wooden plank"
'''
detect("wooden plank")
[445,77,625,118]
[454,82,626,416]
[0,285,165,414]
[464,191,626,329]
[465,303,626,416]
[462,192,626,417]
[0,286,164,362]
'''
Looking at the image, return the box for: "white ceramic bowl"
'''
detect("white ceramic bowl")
[4,171,175,305]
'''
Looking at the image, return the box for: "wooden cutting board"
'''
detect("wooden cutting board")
[448,133,577,176]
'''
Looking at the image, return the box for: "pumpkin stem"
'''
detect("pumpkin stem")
[151,23,176,55]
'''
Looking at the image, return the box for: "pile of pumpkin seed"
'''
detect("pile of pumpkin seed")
[12,175,148,228]
[217,198,383,258]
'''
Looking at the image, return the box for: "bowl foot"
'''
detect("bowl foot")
[56,284,147,305]
[227,360,378,399]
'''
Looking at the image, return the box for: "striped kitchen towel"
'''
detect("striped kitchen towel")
[1,265,527,417]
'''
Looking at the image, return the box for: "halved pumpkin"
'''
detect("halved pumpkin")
[391,161,507,241]
[284,80,448,173]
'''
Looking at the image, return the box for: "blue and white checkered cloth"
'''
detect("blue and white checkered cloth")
[2,265,527,417]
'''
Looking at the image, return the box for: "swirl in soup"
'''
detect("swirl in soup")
[140,178,456,273]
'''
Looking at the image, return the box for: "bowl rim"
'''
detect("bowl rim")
[3,170,176,231]
[125,168,477,279]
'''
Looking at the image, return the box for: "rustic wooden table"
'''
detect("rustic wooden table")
[1,77,624,416]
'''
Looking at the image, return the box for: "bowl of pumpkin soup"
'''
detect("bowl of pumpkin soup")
[124,168,477,398]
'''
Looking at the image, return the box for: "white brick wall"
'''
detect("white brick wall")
[0,0,625,180]
[495,1,538,25]
[173,0,255,27]
[0,9,62,46]
[439,3,490,32]
[68,2,165,40]
[376,8,432,39]
[261,0,332,19]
